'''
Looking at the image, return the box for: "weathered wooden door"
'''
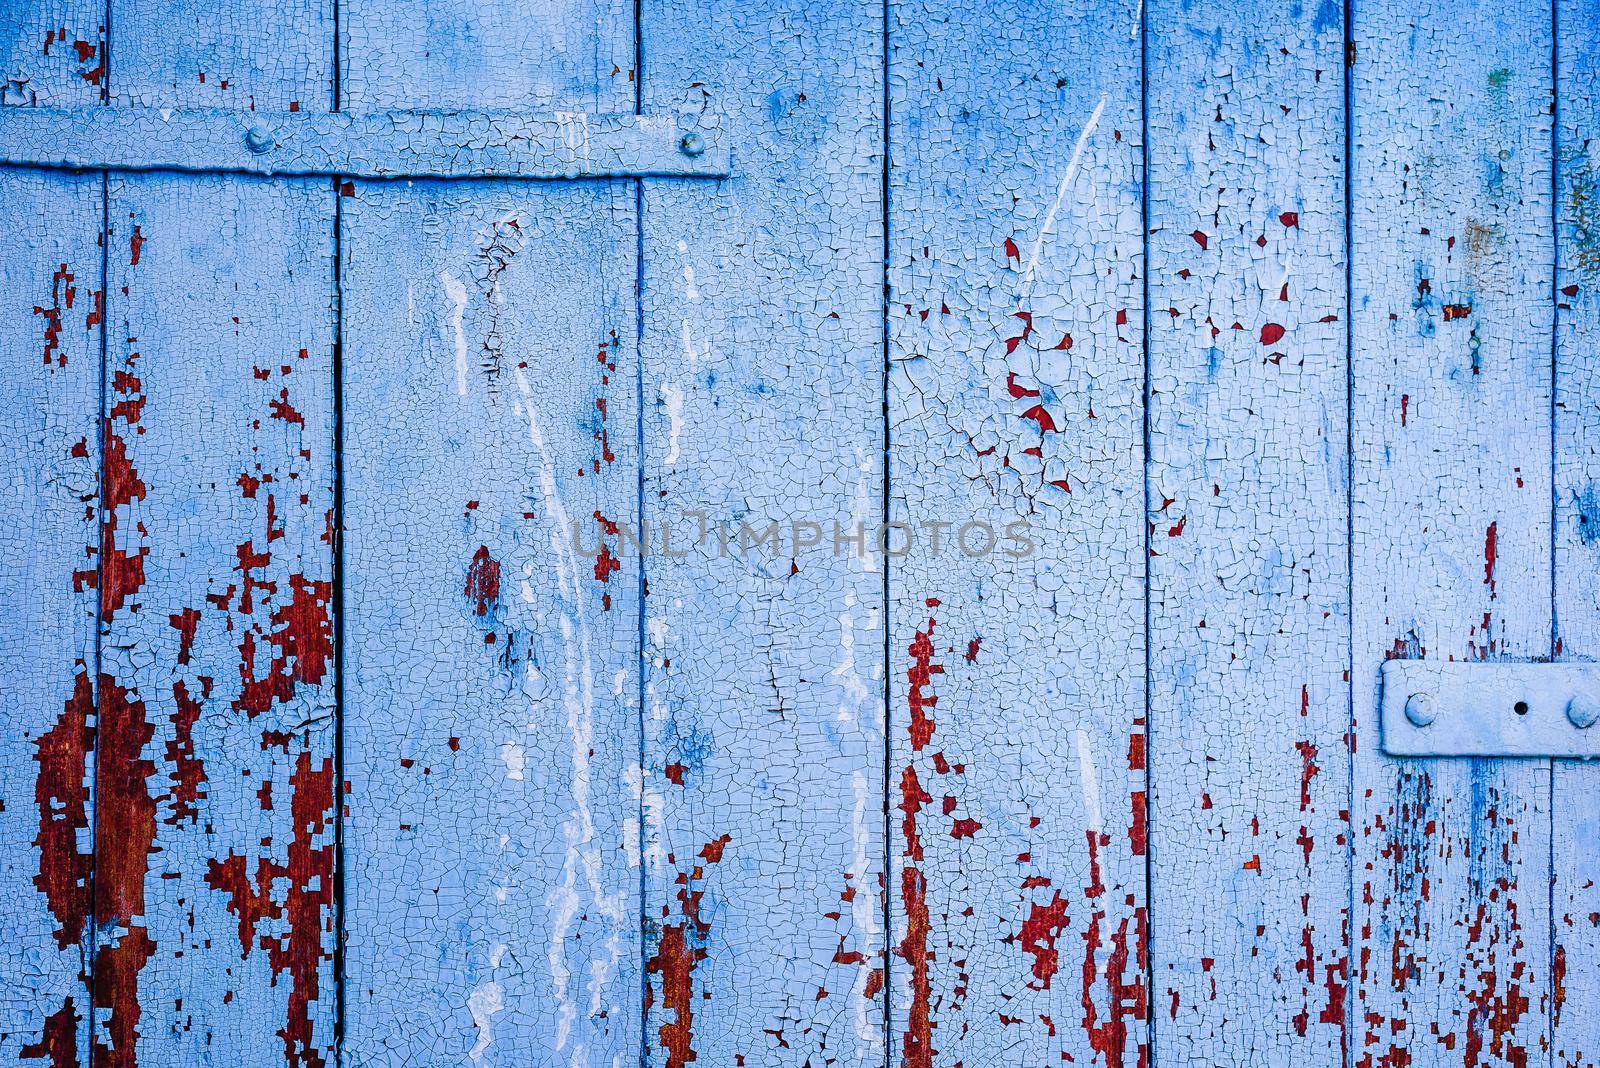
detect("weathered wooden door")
[3,1,1598,1066]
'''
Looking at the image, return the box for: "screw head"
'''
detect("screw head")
[1568,694,1600,729]
[1405,692,1436,727]
[245,123,274,154]
[678,131,706,158]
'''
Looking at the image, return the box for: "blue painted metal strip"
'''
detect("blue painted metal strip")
[0,106,728,178]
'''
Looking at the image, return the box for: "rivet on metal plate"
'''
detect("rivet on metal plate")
[1382,660,1600,757]
[1568,694,1600,730]
[679,131,706,157]
[245,123,275,153]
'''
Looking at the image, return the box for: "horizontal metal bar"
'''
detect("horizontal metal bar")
[0,106,728,179]
[1381,659,1600,758]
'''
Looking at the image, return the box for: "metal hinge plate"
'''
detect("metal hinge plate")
[0,106,727,179]
[1381,659,1600,758]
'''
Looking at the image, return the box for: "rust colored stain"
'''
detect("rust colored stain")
[128,225,145,266]
[164,679,208,825]
[93,926,156,1068]
[1483,521,1497,599]
[1129,790,1148,857]
[235,540,274,615]
[97,365,150,616]
[169,607,201,665]
[93,675,159,1068]
[647,834,732,1068]
[907,616,942,751]
[206,851,279,957]
[280,753,337,1068]
[20,999,79,1067]
[1080,906,1149,1068]
[1007,373,1040,399]
[234,574,333,716]
[899,764,931,862]
[100,421,148,618]
[594,543,621,584]
[464,545,501,617]
[1553,942,1567,1028]
[269,388,305,426]
[1020,404,1058,434]
[897,605,943,1068]
[35,263,76,367]
[74,39,104,85]
[648,922,699,1068]
[203,752,334,1068]
[1296,740,1319,812]
[898,865,933,1068]
[1016,891,1069,990]
[33,671,95,950]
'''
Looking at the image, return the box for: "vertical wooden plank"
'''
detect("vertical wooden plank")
[887,2,1145,1064]
[94,2,337,1065]
[1146,1,1350,1061]
[339,1,641,1063]
[1553,2,1600,1065]
[638,2,885,1064]
[1351,2,1553,1064]
[0,3,104,1063]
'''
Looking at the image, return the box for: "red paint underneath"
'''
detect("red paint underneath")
[647,834,732,1068]
[33,671,95,950]
[92,675,158,1068]
[204,752,335,1068]
[234,574,333,716]
[464,545,502,617]
[906,618,942,752]
[20,999,79,1067]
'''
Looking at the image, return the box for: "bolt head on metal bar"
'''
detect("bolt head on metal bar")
[1381,659,1600,758]
[0,106,729,180]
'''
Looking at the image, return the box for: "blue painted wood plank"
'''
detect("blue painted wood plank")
[1146,2,1350,1061]
[0,4,104,1063]
[1554,2,1600,1064]
[887,2,1145,1064]
[638,1,885,1063]
[92,1,337,1064]
[1351,2,1554,1064]
[339,1,642,1063]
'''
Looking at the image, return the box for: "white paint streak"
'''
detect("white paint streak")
[465,980,503,1065]
[662,383,685,467]
[440,269,469,396]
[511,364,627,1056]
[1075,727,1103,837]
[1021,93,1108,291]
[499,741,525,782]
[555,109,591,164]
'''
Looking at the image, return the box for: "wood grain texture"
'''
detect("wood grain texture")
[637,1,885,1064]
[0,3,104,1063]
[339,1,642,1064]
[887,2,1146,1064]
[95,1,337,1065]
[6,3,1600,1066]
[1146,1,1350,1062]
[1350,2,1554,1064]
[1553,2,1600,1064]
